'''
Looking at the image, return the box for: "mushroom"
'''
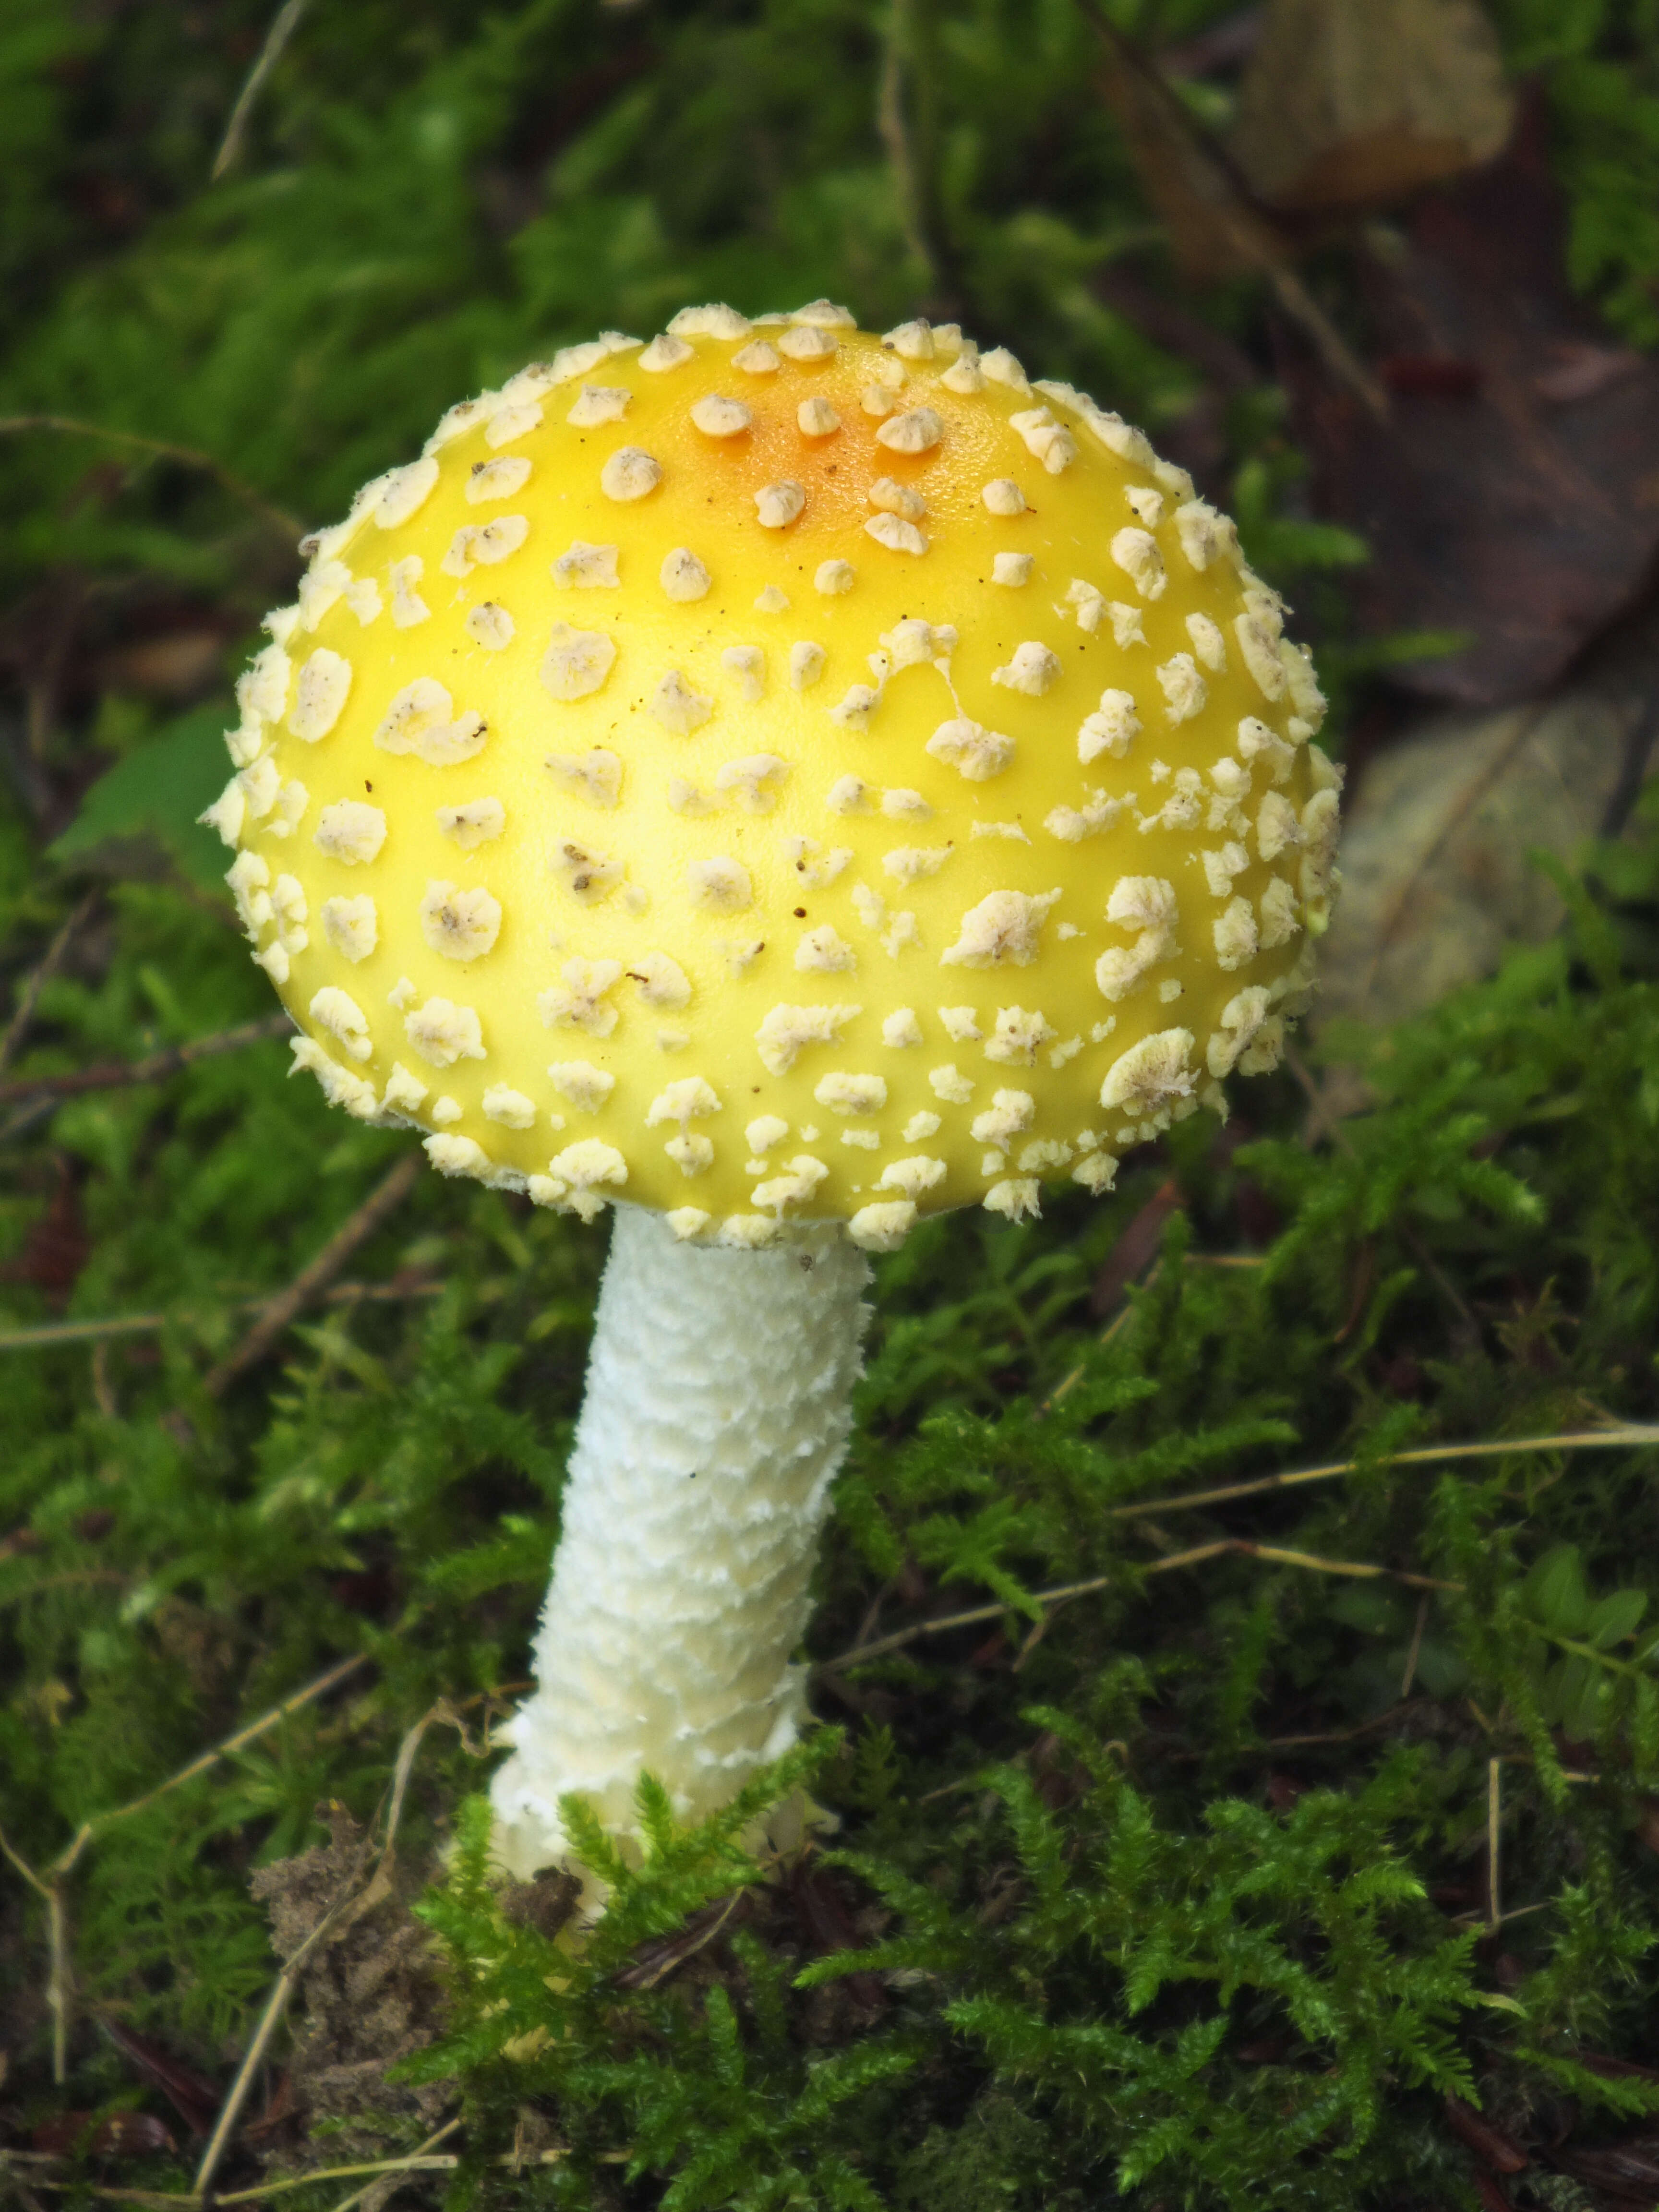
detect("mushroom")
[205,303,1339,1887]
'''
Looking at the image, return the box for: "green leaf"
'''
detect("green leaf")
[1526,1544,1591,1634]
[1587,1589,1647,1649]
[48,704,233,894]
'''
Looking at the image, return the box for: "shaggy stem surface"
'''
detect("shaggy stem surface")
[491,1205,871,1881]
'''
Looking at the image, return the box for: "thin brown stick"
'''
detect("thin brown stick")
[819,1532,1463,1677]
[0,1654,371,2083]
[212,0,313,179]
[1263,1708,1418,1751]
[204,1150,423,1395]
[50,1652,372,1882]
[0,417,302,543]
[0,1014,295,1149]
[0,894,99,1077]
[817,1574,1116,1673]
[624,1889,749,1993]
[819,1428,1653,1673]
[0,1276,441,1356]
[1073,0,1389,419]
[1487,1757,1502,1931]
[1401,1592,1431,1699]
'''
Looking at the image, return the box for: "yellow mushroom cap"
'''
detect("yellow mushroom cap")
[207,304,1339,1250]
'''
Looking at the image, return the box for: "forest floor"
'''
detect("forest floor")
[5,3,1659,2207]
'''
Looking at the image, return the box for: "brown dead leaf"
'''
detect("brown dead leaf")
[1090,1177,1183,1319]
[1232,0,1515,211]
[1558,2133,1659,2197]
[1083,2,1387,411]
[1312,657,1656,1034]
[0,1156,90,1303]
[1282,106,1659,704]
[92,631,226,701]
[99,2018,219,2138]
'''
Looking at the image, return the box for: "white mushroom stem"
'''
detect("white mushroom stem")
[490,1204,871,1883]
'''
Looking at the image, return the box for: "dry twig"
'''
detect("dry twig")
[0,417,302,543]
[0,1014,295,1145]
[204,1150,424,1395]
[1072,0,1389,419]
[0,1276,442,1357]
[0,894,99,1078]
[0,1654,369,2084]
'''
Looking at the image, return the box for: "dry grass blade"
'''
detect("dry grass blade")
[0,1829,72,2086]
[1231,1539,1458,1590]
[53,1654,372,1885]
[10,2140,635,2210]
[816,1534,1457,1675]
[816,1574,1115,1673]
[816,1423,1655,1677]
[1401,1590,1431,1697]
[1111,1422,1659,1521]
[318,2117,462,2212]
[212,0,313,180]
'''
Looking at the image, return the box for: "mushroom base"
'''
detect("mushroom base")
[490,1203,871,1884]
